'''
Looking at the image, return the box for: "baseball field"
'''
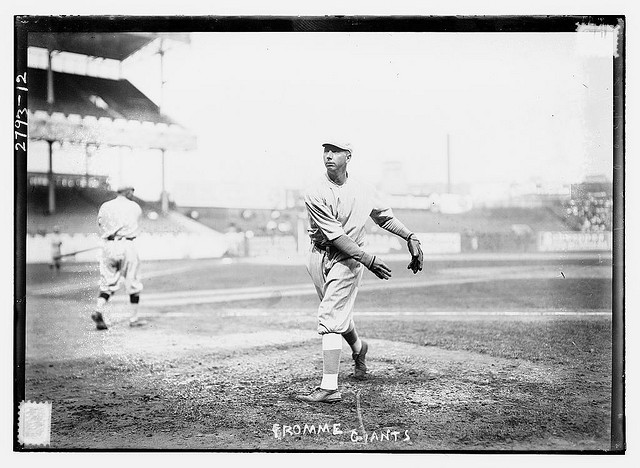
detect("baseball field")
[23,251,613,451]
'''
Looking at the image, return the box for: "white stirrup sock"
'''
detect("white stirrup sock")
[95,296,107,313]
[320,333,343,390]
[129,304,140,324]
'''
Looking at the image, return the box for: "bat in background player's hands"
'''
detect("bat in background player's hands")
[407,235,423,274]
[367,256,392,280]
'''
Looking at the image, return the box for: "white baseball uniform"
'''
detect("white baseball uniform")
[50,233,62,268]
[304,173,399,334]
[97,195,143,295]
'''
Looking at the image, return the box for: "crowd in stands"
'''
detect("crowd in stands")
[27,183,185,236]
[564,195,612,232]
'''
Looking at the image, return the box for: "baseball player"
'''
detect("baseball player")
[49,225,63,272]
[297,141,424,403]
[91,184,145,330]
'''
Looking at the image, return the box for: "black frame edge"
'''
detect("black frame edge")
[610,15,625,454]
[14,15,28,452]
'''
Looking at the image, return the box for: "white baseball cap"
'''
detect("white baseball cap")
[322,141,353,153]
[116,183,135,193]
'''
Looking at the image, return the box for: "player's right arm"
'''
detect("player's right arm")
[97,204,106,232]
[97,203,120,240]
[331,235,391,280]
[369,185,423,274]
[304,191,391,280]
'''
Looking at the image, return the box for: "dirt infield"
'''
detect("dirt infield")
[22,254,613,451]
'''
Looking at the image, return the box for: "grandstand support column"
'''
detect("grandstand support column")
[47,140,55,214]
[45,46,56,214]
[158,38,169,215]
[84,144,94,183]
[119,147,126,188]
[46,49,54,106]
[158,38,166,113]
[161,148,169,214]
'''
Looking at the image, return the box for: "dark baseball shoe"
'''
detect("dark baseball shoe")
[296,387,342,403]
[91,312,108,330]
[353,340,369,379]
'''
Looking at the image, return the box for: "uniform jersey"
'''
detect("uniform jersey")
[50,234,62,256]
[97,195,142,240]
[97,195,143,296]
[304,173,396,248]
[305,173,399,335]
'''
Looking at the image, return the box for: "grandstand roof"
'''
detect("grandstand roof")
[28,32,189,61]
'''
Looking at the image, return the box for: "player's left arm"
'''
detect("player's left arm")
[370,191,423,274]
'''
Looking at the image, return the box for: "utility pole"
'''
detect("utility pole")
[446,133,452,194]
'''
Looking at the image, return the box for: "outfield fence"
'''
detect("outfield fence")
[25,229,612,263]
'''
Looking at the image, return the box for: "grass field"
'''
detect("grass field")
[22,253,613,451]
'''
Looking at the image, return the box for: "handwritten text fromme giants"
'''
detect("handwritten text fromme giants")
[271,423,411,444]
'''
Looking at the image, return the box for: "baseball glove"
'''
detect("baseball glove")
[407,235,423,274]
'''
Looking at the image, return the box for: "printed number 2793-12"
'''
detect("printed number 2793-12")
[15,73,27,152]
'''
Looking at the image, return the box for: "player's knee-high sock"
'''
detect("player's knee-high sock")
[128,304,140,323]
[342,324,362,354]
[95,292,110,313]
[320,333,342,390]
[129,293,140,323]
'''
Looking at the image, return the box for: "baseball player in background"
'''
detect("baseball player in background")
[49,225,63,273]
[297,141,424,403]
[91,184,145,330]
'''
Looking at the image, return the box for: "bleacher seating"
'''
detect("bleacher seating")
[177,206,299,236]
[28,67,175,124]
[562,196,613,232]
[180,204,572,236]
[381,207,570,233]
[28,184,185,235]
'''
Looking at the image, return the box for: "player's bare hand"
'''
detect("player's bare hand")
[368,256,392,280]
[407,235,424,274]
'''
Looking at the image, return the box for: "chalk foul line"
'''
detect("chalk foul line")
[110,272,610,308]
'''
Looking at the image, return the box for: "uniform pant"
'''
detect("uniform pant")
[306,244,364,335]
[99,239,143,295]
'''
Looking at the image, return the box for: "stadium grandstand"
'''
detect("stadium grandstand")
[27,173,178,236]
[27,67,178,124]
[179,206,298,236]
[24,33,613,261]
[179,199,583,256]
[180,204,570,237]
[25,33,230,263]
[563,177,613,232]
[181,173,613,255]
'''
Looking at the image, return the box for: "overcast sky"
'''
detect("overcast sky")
[28,28,617,205]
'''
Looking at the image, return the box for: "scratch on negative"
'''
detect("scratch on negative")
[575,22,621,58]
[355,389,366,443]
